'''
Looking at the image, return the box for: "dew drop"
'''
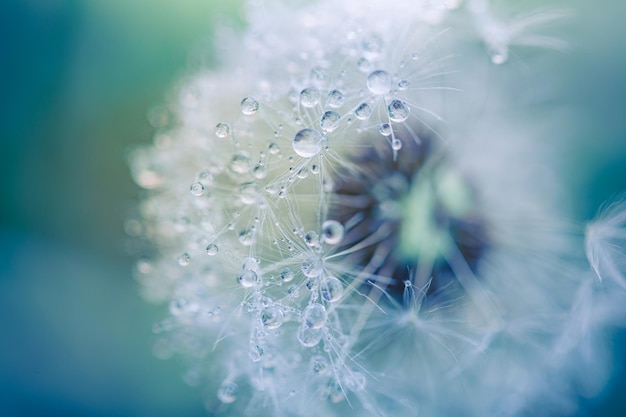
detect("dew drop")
[280,267,294,282]
[301,257,323,278]
[230,152,252,174]
[388,99,410,122]
[261,305,284,329]
[320,111,341,132]
[489,45,508,65]
[178,253,191,266]
[310,355,330,375]
[293,128,323,158]
[217,381,239,403]
[378,123,392,137]
[242,257,260,272]
[214,122,231,138]
[391,138,403,151]
[238,228,255,246]
[241,97,259,115]
[354,103,372,120]
[300,87,320,108]
[321,220,344,245]
[320,276,344,302]
[357,57,371,73]
[367,70,392,95]
[249,343,263,362]
[239,182,259,205]
[327,90,345,108]
[189,182,205,196]
[297,325,323,348]
[304,231,320,247]
[311,164,320,174]
[253,164,267,179]
[238,270,259,288]
[297,167,309,179]
[398,79,410,91]
[206,244,219,256]
[362,35,383,59]
[303,303,327,329]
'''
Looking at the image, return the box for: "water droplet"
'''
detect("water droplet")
[357,57,371,72]
[310,355,330,375]
[238,228,255,246]
[391,138,403,150]
[362,35,383,59]
[280,267,294,282]
[378,123,392,136]
[367,70,392,95]
[354,103,372,120]
[241,97,259,115]
[238,270,259,288]
[297,325,323,347]
[249,343,263,362]
[398,79,410,90]
[322,220,344,245]
[253,164,267,179]
[217,381,239,403]
[297,167,309,179]
[320,276,344,302]
[214,122,231,138]
[304,231,320,246]
[178,253,191,266]
[261,305,284,329]
[230,152,252,174]
[411,52,420,60]
[293,128,323,158]
[345,370,367,392]
[206,244,219,256]
[300,87,320,108]
[190,182,205,196]
[239,182,259,205]
[488,45,508,65]
[242,257,260,272]
[301,257,323,278]
[303,303,327,329]
[320,111,341,132]
[169,298,187,315]
[388,99,410,122]
[327,90,345,108]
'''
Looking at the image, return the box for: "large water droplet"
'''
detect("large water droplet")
[238,270,259,288]
[367,70,392,95]
[320,111,341,132]
[261,305,284,329]
[293,128,323,158]
[322,220,344,245]
[300,88,320,108]
[241,97,259,115]
[354,103,372,120]
[217,381,239,403]
[301,257,323,278]
[303,303,327,329]
[206,243,219,256]
[327,90,345,108]
[388,99,410,122]
[321,276,344,302]
[297,325,323,348]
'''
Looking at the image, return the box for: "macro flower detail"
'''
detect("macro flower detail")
[129,1,626,416]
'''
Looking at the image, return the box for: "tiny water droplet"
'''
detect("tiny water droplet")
[320,111,341,132]
[241,97,259,115]
[189,182,205,196]
[214,122,230,138]
[378,123,392,136]
[327,90,345,108]
[261,305,284,329]
[178,253,191,266]
[354,103,372,120]
[206,244,218,256]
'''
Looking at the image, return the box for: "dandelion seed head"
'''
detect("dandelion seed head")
[129,1,626,416]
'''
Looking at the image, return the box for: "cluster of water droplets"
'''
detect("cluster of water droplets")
[128,1,578,416]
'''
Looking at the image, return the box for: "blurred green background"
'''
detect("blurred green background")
[0,0,625,416]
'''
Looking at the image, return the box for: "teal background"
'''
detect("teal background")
[0,0,625,415]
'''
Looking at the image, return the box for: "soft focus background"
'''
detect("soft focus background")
[1,0,625,416]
